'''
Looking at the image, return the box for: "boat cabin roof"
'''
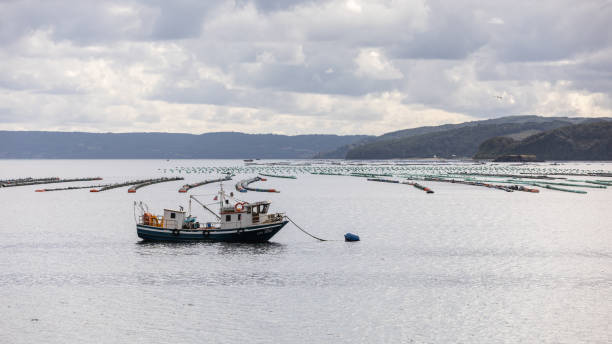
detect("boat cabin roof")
[164,208,185,213]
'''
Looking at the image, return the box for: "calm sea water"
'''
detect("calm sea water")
[1,160,611,343]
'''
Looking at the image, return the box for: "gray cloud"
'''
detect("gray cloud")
[239,0,320,12]
[389,1,489,60]
[0,0,611,134]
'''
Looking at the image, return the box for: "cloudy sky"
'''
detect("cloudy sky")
[1,0,611,135]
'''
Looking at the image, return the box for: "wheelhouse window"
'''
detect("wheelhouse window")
[225,215,231,222]
[171,212,176,219]
[238,214,241,221]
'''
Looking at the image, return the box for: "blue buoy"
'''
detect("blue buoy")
[344,233,360,242]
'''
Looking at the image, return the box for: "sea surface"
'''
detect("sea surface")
[1,160,611,343]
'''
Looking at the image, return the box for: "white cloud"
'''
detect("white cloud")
[0,0,611,135]
[354,49,404,80]
[345,0,362,13]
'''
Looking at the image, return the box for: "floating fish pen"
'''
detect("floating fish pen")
[507,185,539,193]
[455,173,555,180]
[424,177,514,192]
[1,177,59,187]
[127,177,184,193]
[532,183,587,194]
[2,177,102,188]
[33,177,183,193]
[584,180,612,186]
[91,178,175,192]
[367,178,399,184]
[507,180,605,189]
[402,181,434,193]
[160,163,612,182]
[350,172,394,178]
[236,176,279,193]
[367,178,434,193]
[259,173,297,179]
[178,175,233,193]
[310,172,346,176]
[35,184,109,192]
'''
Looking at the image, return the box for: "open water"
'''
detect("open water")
[1,160,611,343]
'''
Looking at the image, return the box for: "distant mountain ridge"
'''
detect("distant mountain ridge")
[3,116,610,160]
[317,115,591,159]
[474,121,612,160]
[338,116,611,159]
[0,131,370,159]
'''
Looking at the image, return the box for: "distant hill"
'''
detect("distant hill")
[376,115,580,140]
[474,121,612,160]
[342,116,611,159]
[0,131,370,159]
[318,115,598,159]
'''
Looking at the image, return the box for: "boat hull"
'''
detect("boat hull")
[136,221,288,243]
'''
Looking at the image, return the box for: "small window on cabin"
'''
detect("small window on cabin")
[226,215,231,222]
[171,213,176,219]
[238,214,241,221]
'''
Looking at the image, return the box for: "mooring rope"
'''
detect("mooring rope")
[285,216,328,241]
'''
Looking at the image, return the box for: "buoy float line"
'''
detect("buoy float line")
[236,176,279,193]
[160,164,612,180]
[259,173,297,179]
[2,177,102,188]
[35,184,108,192]
[531,183,587,194]
[178,175,232,193]
[127,177,184,193]
[402,181,435,193]
[93,178,180,192]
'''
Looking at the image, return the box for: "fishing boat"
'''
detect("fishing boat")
[135,185,288,243]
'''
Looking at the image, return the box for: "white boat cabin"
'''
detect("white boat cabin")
[219,200,277,229]
[163,209,185,229]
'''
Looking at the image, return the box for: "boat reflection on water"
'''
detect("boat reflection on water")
[134,240,286,257]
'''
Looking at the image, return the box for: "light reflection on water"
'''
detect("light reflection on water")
[0,160,611,343]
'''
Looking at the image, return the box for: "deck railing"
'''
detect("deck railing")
[139,215,221,230]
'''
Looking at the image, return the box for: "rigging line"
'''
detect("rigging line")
[285,216,328,242]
